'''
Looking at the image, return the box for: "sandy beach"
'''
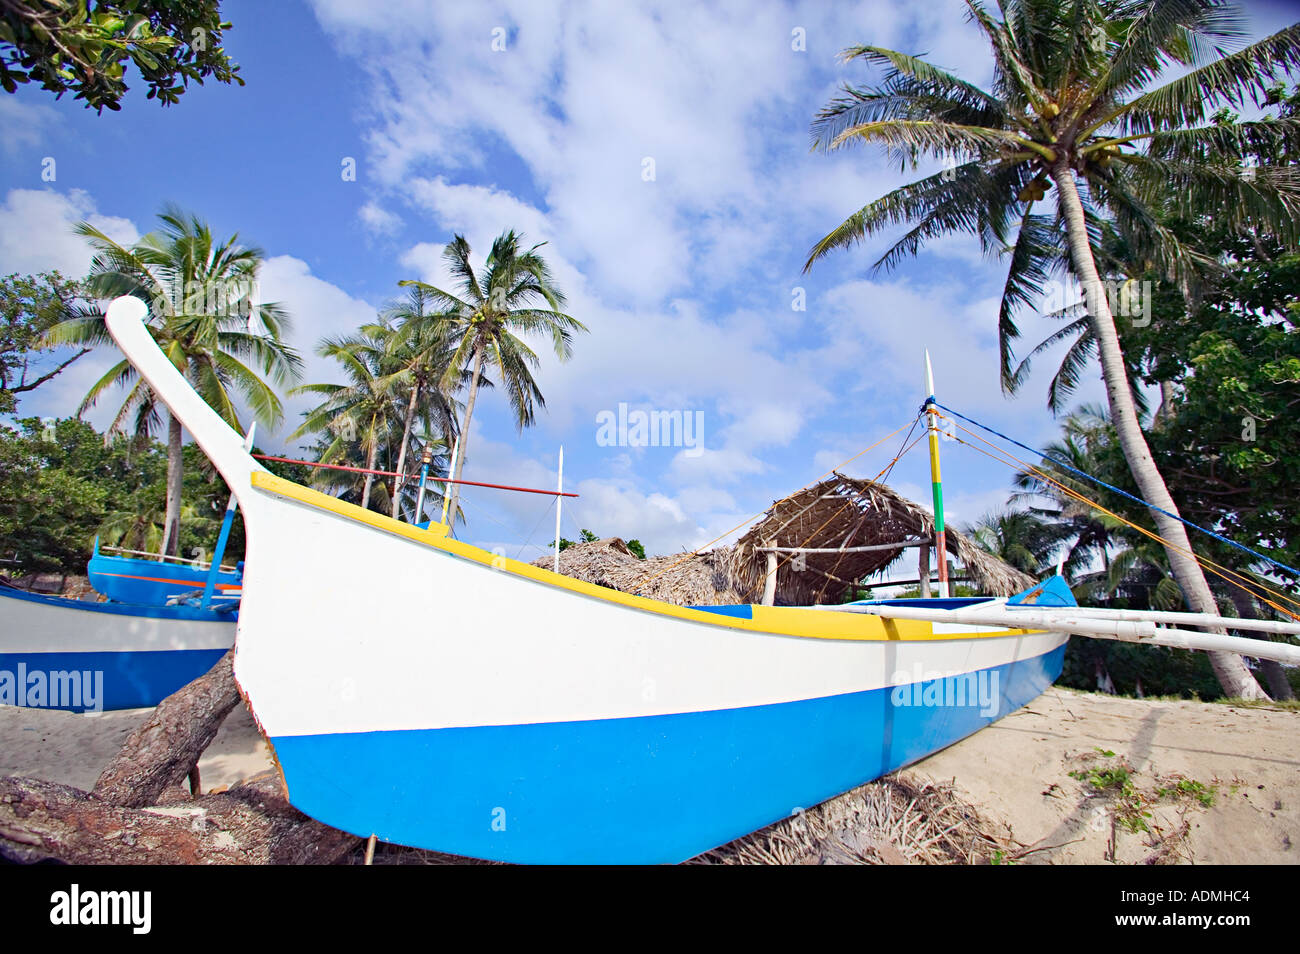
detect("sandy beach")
[2,688,1295,864]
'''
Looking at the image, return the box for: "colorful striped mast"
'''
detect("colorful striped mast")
[924,352,949,598]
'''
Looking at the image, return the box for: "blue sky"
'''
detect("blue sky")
[2,0,1295,563]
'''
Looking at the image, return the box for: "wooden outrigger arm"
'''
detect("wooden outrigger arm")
[828,602,1300,667]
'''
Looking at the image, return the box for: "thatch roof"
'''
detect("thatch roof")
[533,537,743,606]
[532,476,1034,607]
[729,474,1035,604]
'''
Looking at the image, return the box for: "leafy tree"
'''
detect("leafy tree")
[626,538,646,560]
[0,0,243,111]
[0,271,93,414]
[804,0,1300,700]
[45,205,300,556]
[399,231,585,530]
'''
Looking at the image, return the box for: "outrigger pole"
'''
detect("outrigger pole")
[924,351,949,598]
[840,601,1300,667]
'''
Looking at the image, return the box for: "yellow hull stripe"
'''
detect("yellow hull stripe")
[249,471,1040,644]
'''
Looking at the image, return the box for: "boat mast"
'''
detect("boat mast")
[924,352,949,598]
[553,445,564,573]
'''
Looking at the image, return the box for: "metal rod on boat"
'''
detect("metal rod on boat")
[200,424,255,610]
[413,445,433,524]
[924,351,949,597]
[440,435,461,528]
[554,445,564,574]
[843,603,1300,666]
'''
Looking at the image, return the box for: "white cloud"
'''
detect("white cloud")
[257,254,380,442]
[0,188,138,279]
[0,98,61,155]
[357,201,402,235]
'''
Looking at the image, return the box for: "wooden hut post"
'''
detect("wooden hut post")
[761,543,778,606]
[918,540,931,598]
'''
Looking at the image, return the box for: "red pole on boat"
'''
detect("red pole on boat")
[252,454,578,498]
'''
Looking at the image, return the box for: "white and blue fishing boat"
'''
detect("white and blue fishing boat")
[101,295,1300,863]
[0,581,235,712]
[87,537,243,607]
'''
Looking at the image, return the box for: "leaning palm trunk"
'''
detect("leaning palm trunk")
[391,385,422,518]
[444,343,484,527]
[161,413,184,558]
[1054,166,1267,700]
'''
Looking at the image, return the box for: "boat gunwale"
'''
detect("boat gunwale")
[248,471,1047,645]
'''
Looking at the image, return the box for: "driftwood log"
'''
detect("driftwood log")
[0,650,360,865]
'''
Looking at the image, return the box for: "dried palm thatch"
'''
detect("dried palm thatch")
[532,477,1032,606]
[690,773,1014,865]
[728,473,1035,604]
[531,537,743,606]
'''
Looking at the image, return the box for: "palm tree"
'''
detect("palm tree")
[45,206,300,556]
[969,508,1070,574]
[290,329,400,511]
[398,231,585,528]
[1010,404,1133,579]
[804,1,1299,699]
[377,287,470,518]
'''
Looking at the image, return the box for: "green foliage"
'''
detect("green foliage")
[0,416,153,572]
[626,538,646,560]
[0,0,243,111]
[0,416,264,577]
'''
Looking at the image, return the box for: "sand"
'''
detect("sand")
[0,701,274,793]
[1,688,1295,864]
[908,687,1299,864]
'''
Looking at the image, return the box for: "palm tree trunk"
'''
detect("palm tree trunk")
[1052,164,1268,700]
[445,343,484,528]
[1226,584,1295,701]
[361,430,378,511]
[391,384,421,518]
[160,413,184,558]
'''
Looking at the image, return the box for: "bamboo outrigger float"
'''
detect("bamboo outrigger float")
[99,295,1297,863]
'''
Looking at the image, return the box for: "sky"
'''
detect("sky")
[2,0,1296,565]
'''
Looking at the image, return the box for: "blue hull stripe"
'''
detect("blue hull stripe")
[270,644,1065,864]
[0,649,228,711]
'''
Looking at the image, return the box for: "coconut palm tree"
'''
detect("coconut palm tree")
[45,206,300,556]
[290,329,401,511]
[398,231,585,528]
[804,1,1299,699]
[377,287,473,518]
[969,508,1070,574]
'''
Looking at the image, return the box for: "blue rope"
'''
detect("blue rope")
[926,399,1300,579]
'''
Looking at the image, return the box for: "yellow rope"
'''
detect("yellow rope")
[630,416,920,593]
[931,411,1300,622]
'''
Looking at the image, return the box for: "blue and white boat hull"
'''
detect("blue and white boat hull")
[0,584,235,712]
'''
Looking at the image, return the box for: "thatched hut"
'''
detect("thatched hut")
[728,474,1035,605]
[533,475,1033,607]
